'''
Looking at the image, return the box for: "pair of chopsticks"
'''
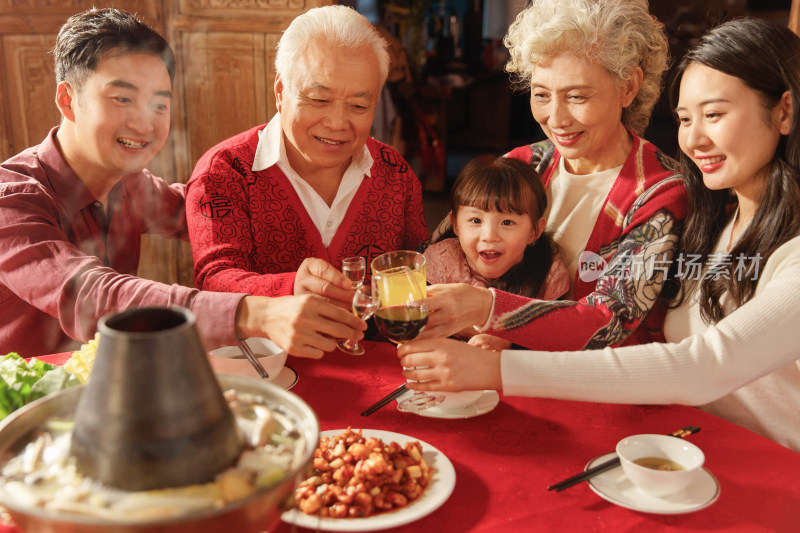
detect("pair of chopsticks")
[238,338,269,379]
[547,425,701,492]
[361,384,408,416]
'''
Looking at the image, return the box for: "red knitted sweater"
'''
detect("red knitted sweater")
[186,125,428,297]
[494,134,688,350]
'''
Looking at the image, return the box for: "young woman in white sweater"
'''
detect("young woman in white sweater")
[398,18,800,453]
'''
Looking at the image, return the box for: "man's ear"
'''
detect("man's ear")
[55,81,76,122]
[274,74,285,113]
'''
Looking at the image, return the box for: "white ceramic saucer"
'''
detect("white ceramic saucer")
[271,365,298,390]
[586,452,720,514]
[396,390,500,419]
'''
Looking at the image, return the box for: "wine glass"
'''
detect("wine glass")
[341,256,366,288]
[373,266,444,413]
[370,251,426,298]
[337,284,378,355]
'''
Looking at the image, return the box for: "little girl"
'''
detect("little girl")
[425,155,569,300]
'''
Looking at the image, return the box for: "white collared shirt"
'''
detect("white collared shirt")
[252,113,374,247]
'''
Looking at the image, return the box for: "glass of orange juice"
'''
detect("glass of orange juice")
[370,251,426,306]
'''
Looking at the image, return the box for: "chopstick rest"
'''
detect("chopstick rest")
[547,425,701,492]
[361,384,408,416]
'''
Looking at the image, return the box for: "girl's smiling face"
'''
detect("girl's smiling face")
[676,63,792,209]
[452,205,543,281]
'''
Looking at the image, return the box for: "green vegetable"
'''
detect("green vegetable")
[0,353,80,421]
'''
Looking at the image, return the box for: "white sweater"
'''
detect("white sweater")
[501,232,800,452]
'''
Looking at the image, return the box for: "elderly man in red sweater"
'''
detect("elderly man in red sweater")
[186,6,428,302]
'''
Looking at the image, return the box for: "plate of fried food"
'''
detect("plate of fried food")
[281,428,455,531]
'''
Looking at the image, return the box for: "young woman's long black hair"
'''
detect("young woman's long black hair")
[668,18,800,323]
[449,155,557,298]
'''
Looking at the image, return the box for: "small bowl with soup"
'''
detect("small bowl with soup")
[616,434,705,497]
[208,338,287,382]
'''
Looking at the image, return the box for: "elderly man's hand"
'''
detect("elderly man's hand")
[236,294,366,358]
[293,257,354,309]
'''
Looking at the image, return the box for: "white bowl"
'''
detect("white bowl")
[208,337,287,382]
[436,390,484,411]
[616,434,705,498]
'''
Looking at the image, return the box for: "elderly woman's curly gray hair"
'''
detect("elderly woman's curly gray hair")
[504,0,668,135]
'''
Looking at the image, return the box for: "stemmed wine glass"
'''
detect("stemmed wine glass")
[373,266,444,412]
[337,284,378,356]
[341,256,366,288]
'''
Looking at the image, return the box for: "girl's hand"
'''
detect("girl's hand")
[468,334,511,352]
[418,284,494,339]
[397,338,502,391]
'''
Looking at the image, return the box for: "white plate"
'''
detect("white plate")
[396,390,500,419]
[281,429,456,531]
[271,365,298,390]
[586,452,720,514]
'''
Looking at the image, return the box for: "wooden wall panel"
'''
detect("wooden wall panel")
[0,1,162,35]
[1,35,60,156]
[180,31,270,170]
[173,0,315,32]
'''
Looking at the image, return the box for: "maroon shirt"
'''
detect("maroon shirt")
[0,128,243,356]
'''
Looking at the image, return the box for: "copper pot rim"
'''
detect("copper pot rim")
[97,306,197,340]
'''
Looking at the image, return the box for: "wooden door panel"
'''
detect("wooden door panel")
[181,31,270,167]
[176,0,311,26]
[1,34,59,156]
[0,1,162,42]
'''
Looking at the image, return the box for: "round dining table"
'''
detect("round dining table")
[8,341,800,532]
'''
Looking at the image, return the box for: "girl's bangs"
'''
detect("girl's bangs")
[455,176,532,215]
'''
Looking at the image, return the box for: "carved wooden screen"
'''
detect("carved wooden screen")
[0,0,330,287]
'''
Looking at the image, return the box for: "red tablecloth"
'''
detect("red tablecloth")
[11,343,800,532]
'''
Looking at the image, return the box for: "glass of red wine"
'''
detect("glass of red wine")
[373,266,444,413]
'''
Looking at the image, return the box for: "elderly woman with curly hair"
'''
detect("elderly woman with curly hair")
[423,0,687,351]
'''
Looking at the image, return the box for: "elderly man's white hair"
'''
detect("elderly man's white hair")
[275,5,390,93]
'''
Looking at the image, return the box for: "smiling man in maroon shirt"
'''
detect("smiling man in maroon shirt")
[0,8,364,357]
